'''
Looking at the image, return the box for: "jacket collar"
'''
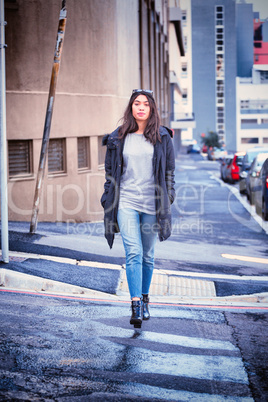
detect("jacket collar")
[160,125,173,138]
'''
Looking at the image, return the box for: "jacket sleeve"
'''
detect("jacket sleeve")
[100,135,112,208]
[165,134,176,205]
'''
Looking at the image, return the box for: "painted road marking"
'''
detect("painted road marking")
[137,331,237,351]
[120,347,248,383]
[95,322,248,385]
[119,383,253,402]
[222,254,268,265]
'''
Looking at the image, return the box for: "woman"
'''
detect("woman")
[101,89,175,328]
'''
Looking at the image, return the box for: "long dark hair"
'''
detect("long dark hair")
[118,91,161,145]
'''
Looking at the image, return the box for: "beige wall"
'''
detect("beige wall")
[4,0,171,223]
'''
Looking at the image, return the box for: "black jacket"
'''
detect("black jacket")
[101,126,176,248]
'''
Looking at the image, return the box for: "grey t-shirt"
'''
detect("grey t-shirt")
[119,133,155,214]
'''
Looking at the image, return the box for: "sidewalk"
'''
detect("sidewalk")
[1,222,268,308]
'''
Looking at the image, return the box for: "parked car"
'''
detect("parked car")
[254,157,268,220]
[239,147,268,194]
[246,152,268,205]
[220,155,234,182]
[187,143,201,154]
[181,139,197,147]
[227,151,245,183]
[213,147,227,160]
[202,144,208,153]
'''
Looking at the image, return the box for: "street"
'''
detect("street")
[0,152,268,401]
[0,289,267,401]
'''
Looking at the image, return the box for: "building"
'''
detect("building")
[236,7,268,152]
[168,1,191,155]
[4,0,185,224]
[254,14,268,65]
[236,3,254,78]
[236,67,268,151]
[191,0,237,151]
[173,0,196,143]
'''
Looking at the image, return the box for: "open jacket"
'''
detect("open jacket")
[101,126,176,248]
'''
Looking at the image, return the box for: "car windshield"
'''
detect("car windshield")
[246,149,268,163]
[236,155,244,164]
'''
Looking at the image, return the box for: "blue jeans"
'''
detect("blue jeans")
[117,208,158,299]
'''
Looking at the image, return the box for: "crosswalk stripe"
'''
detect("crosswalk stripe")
[119,382,253,402]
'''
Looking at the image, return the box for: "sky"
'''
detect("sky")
[242,0,268,19]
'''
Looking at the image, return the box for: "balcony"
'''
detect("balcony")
[170,112,196,129]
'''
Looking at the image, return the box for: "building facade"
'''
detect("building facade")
[236,7,268,152]
[173,0,195,143]
[236,3,254,77]
[236,68,268,152]
[4,0,184,223]
[254,14,268,65]
[191,0,237,151]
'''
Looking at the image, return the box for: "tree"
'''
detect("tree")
[201,131,221,148]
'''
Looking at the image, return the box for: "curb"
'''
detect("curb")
[1,267,268,307]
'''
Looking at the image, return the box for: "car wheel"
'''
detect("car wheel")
[256,202,262,216]
[262,199,268,221]
[239,182,246,194]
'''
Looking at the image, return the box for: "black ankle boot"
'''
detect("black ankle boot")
[130,299,143,328]
[142,294,150,320]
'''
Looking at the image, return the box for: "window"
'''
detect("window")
[241,138,259,144]
[241,119,258,124]
[260,71,268,83]
[98,136,106,167]
[182,89,188,101]
[4,0,18,9]
[77,137,91,170]
[261,119,268,124]
[8,140,33,178]
[184,36,187,51]
[240,100,249,109]
[181,62,187,77]
[182,10,187,26]
[263,138,268,143]
[48,138,66,174]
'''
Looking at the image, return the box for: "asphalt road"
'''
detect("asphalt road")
[0,289,267,401]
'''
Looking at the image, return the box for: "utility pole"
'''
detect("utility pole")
[30,0,67,233]
[0,0,9,262]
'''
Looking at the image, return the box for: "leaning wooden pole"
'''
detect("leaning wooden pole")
[30,0,67,233]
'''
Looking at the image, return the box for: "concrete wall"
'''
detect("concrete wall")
[5,0,171,223]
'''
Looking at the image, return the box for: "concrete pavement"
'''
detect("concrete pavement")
[1,244,268,308]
